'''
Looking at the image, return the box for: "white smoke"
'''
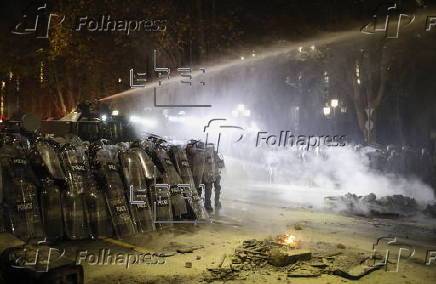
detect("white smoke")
[221,144,435,209]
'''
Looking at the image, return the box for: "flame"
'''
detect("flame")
[283,234,296,245]
[276,233,298,247]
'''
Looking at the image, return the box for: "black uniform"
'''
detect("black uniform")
[202,145,224,211]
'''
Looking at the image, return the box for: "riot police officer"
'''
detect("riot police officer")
[202,144,224,212]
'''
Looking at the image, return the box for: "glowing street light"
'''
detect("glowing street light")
[323,106,331,116]
[240,56,245,60]
[330,99,339,108]
[233,104,251,117]
[111,110,119,116]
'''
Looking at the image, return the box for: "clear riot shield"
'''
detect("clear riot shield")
[129,147,172,228]
[203,144,216,184]
[59,145,91,240]
[85,179,114,239]
[33,140,64,240]
[94,144,136,238]
[186,142,206,193]
[152,147,188,219]
[119,150,155,233]
[0,144,44,240]
[170,145,209,221]
[35,140,65,180]
[40,179,64,240]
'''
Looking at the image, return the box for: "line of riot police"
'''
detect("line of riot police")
[0,133,215,242]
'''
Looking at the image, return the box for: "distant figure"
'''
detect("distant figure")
[202,144,224,212]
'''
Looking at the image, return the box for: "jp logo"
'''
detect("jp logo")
[9,238,65,272]
[368,236,436,272]
[203,118,244,152]
[361,3,415,38]
[11,1,65,39]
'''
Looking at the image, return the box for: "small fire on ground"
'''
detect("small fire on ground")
[275,233,300,248]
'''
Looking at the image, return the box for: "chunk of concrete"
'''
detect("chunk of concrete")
[268,248,312,267]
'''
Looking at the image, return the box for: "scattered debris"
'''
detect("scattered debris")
[424,203,436,217]
[336,243,346,249]
[294,224,303,230]
[204,238,383,282]
[268,248,312,267]
[176,245,204,254]
[185,262,192,268]
[324,193,420,217]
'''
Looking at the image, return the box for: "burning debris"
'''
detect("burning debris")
[204,235,384,282]
[274,233,299,248]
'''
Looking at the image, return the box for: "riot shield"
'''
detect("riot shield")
[59,144,91,240]
[119,149,155,233]
[93,144,136,238]
[129,146,172,228]
[32,139,64,240]
[0,143,44,240]
[35,140,65,180]
[40,178,64,240]
[152,146,188,219]
[203,145,216,184]
[170,145,209,221]
[85,180,114,239]
[61,142,113,239]
[186,142,206,192]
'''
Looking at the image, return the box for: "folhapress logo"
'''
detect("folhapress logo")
[11,2,65,39]
[361,3,415,38]
[361,2,436,38]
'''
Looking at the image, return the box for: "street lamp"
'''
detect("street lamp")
[233,104,251,117]
[323,106,331,116]
[330,99,339,108]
